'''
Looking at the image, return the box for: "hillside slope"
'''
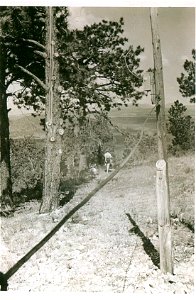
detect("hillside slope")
[1,154,194,293]
[9,115,45,139]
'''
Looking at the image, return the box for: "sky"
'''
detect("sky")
[4,1,195,115]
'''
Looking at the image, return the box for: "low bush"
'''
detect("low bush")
[10,137,97,207]
[123,131,157,165]
[10,138,44,202]
[167,100,195,155]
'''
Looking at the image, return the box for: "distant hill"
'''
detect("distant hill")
[109,103,195,134]
[9,114,45,139]
[9,103,194,138]
[109,103,195,118]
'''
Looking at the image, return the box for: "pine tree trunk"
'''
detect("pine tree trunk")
[39,7,63,213]
[0,27,13,208]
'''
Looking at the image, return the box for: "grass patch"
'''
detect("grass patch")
[168,154,194,229]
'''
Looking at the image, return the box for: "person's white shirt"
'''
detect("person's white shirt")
[104,152,112,173]
[104,152,112,162]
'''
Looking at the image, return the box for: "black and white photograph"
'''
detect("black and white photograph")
[0,0,195,295]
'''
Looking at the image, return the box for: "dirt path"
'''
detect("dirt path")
[1,164,194,293]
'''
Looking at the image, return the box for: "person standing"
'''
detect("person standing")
[104,151,112,174]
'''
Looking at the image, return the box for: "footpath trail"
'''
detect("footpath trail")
[1,164,194,293]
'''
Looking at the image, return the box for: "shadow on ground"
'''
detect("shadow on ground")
[126,213,160,269]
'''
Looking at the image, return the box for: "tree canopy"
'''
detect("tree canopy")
[177,49,195,103]
[1,7,145,122]
[59,18,144,124]
[167,100,195,152]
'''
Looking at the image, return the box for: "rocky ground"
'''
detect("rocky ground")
[0,159,194,294]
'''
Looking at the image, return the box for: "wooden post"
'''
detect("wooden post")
[150,8,167,159]
[156,160,173,274]
[150,8,173,274]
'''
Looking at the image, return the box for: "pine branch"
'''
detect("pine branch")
[22,38,45,50]
[95,90,112,102]
[4,42,20,47]
[34,50,47,59]
[100,112,129,137]
[6,86,26,98]
[97,82,113,88]
[6,93,14,97]
[15,64,47,91]
[5,75,18,89]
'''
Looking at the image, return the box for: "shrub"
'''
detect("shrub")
[61,115,114,180]
[123,131,157,165]
[10,138,44,201]
[167,100,195,154]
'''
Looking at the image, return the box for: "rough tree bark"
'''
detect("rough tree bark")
[39,7,63,213]
[0,22,13,208]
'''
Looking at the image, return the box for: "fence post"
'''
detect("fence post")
[156,159,173,274]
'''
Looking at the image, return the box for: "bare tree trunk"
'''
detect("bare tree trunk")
[39,7,63,213]
[0,24,13,208]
